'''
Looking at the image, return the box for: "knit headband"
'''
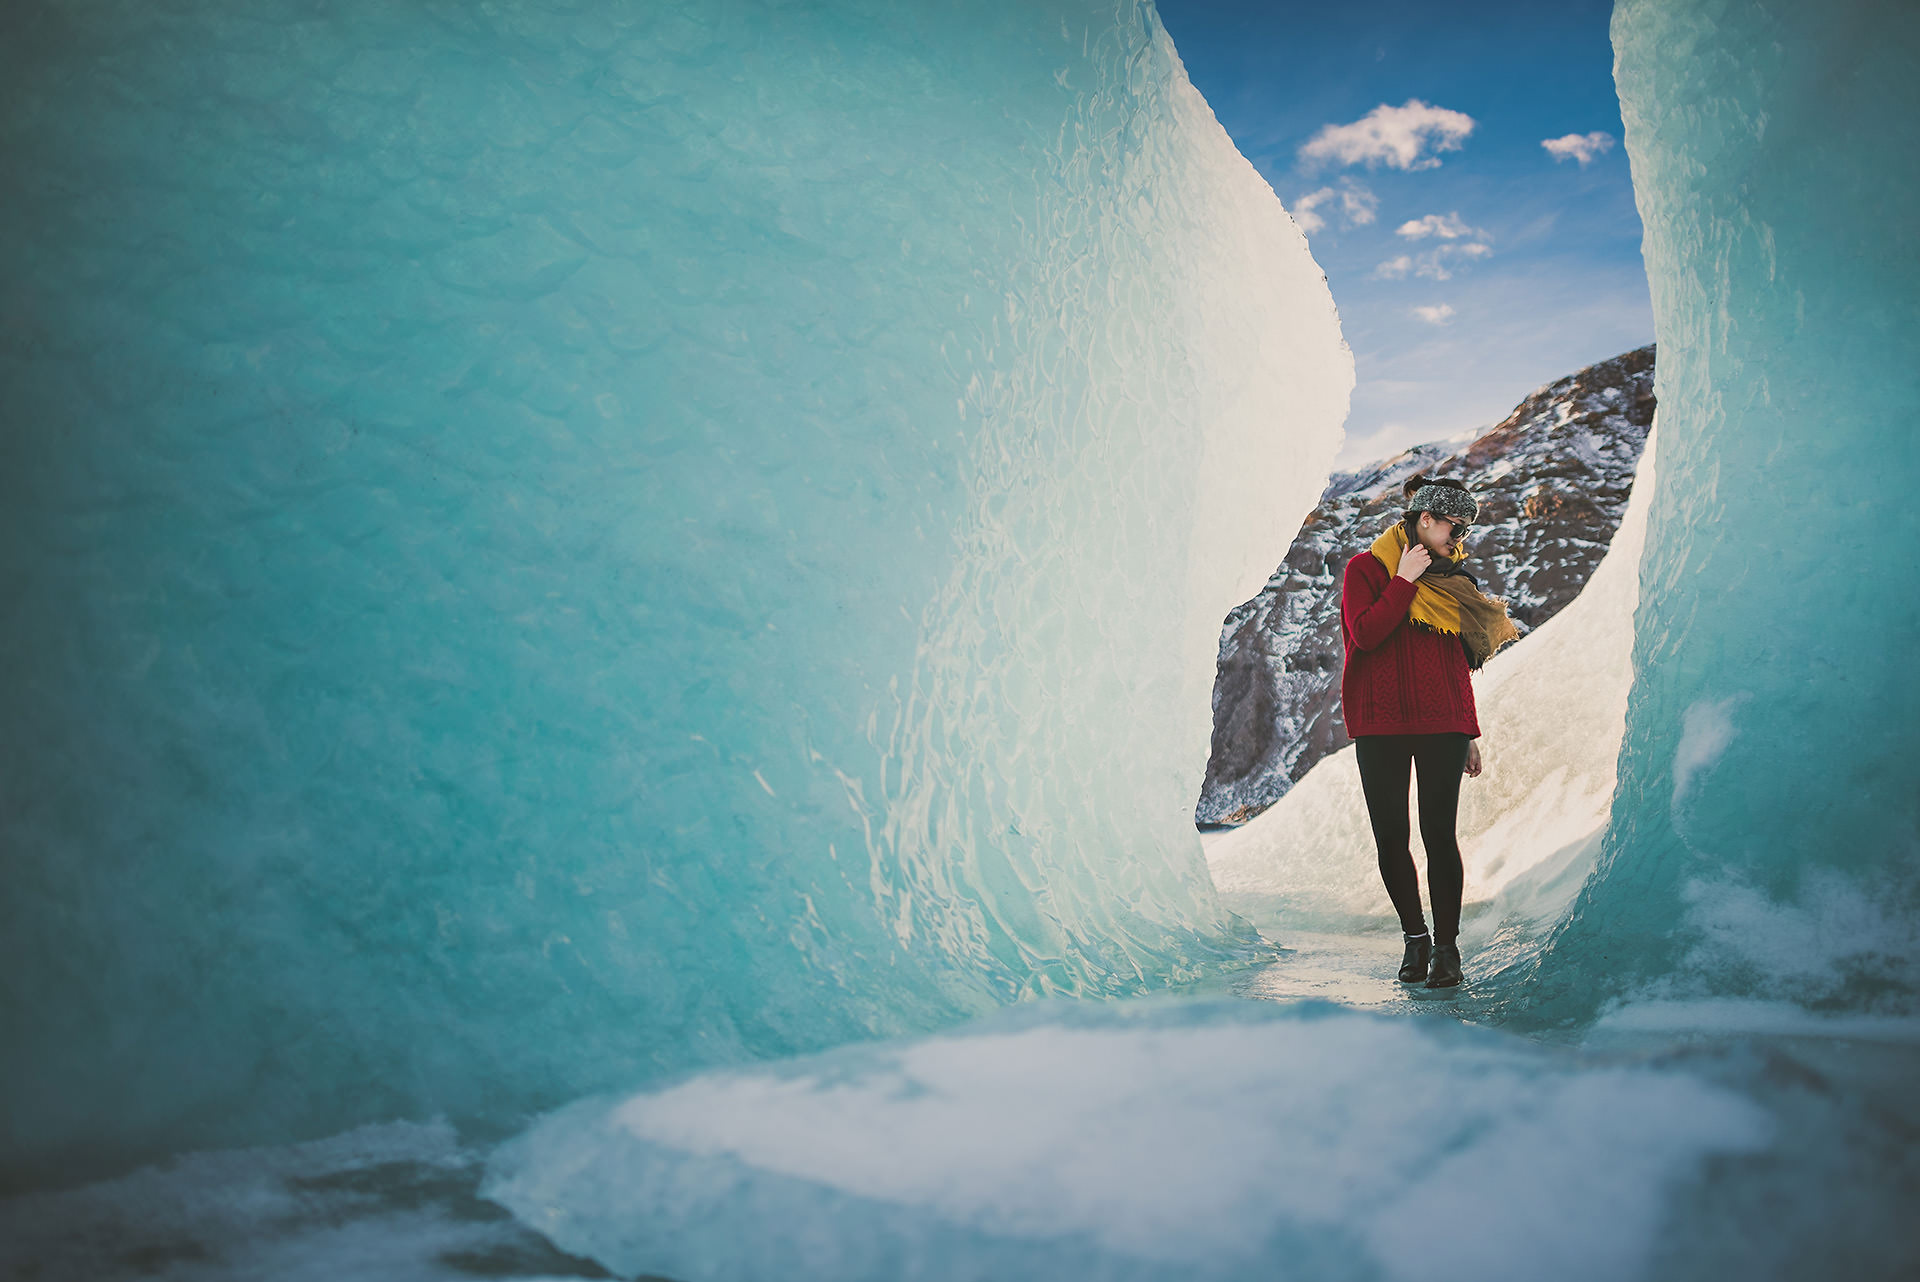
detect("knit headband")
[1407,483,1478,525]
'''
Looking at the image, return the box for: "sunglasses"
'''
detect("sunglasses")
[1434,516,1469,541]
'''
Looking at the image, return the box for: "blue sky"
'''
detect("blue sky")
[1153,0,1652,470]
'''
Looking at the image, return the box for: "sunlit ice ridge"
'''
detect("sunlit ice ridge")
[3,0,1919,1278]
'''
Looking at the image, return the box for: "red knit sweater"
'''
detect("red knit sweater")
[1339,551,1481,739]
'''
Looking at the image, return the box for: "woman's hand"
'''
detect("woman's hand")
[1396,543,1433,581]
[1464,740,1482,778]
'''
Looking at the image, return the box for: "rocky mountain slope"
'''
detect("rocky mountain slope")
[1196,344,1656,825]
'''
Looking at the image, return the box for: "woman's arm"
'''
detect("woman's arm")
[1342,556,1418,651]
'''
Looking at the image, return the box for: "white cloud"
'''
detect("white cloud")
[1376,242,1493,282]
[1337,181,1380,226]
[1542,131,1616,166]
[1298,99,1477,171]
[1396,212,1476,240]
[1416,242,1493,280]
[1412,304,1457,325]
[1291,179,1378,236]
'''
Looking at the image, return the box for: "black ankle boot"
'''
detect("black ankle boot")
[1397,934,1432,983]
[1425,942,1462,989]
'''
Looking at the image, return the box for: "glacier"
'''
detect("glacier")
[0,0,1348,1185]
[4,0,1920,1277]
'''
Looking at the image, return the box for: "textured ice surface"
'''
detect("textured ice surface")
[1531,0,1920,1023]
[483,1000,1777,1282]
[0,0,1349,1181]
[1206,424,1661,985]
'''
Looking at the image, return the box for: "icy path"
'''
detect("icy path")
[1217,930,1512,1020]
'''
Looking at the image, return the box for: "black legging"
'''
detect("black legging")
[1353,733,1471,945]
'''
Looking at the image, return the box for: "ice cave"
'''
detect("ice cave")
[0,0,1914,1278]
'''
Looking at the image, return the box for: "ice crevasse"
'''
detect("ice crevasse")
[1217,0,1920,1033]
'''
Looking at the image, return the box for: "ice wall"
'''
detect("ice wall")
[0,0,1350,1184]
[1535,0,1920,1023]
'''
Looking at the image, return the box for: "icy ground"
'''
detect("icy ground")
[6,944,1918,1282]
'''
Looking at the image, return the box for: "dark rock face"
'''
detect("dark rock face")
[1196,344,1656,826]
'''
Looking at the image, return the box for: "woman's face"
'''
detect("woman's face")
[1418,511,1467,557]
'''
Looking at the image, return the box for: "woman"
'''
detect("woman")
[1339,475,1520,988]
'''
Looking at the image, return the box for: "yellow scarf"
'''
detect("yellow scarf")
[1368,522,1521,671]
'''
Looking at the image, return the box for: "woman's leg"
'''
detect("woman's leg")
[1353,735,1427,937]
[1412,733,1473,945]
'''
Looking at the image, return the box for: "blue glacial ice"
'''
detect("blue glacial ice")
[0,0,1348,1182]
[1530,0,1920,1026]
